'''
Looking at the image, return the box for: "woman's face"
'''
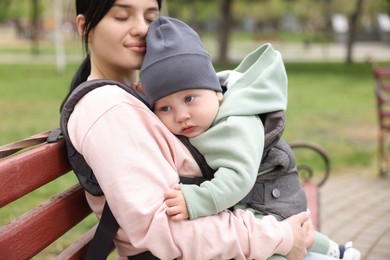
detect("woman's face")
[86,0,160,78]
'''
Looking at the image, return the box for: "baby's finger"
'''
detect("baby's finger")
[166,206,181,216]
[164,189,176,199]
[171,183,181,190]
[170,213,187,221]
[165,197,177,207]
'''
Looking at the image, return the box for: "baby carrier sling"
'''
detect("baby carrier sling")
[60,80,305,259]
[212,86,307,220]
[241,111,307,220]
[60,80,214,260]
[182,106,307,220]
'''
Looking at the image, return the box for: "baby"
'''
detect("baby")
[140,16,360,260]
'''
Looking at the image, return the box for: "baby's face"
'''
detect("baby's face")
[154,89,223,138]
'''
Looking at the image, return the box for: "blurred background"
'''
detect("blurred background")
[1,0,390,173]
[1,1,390,259]
[1,0,390,66]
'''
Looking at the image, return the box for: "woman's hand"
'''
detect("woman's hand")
[164,184,190,221]
[284,210,311,260]
[302,211,315,249]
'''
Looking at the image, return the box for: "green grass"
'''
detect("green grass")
[0,39,82,55]
[0,63,78,144]
[201,31,331,43]
[0,62,379,172]
[283,62,378,172]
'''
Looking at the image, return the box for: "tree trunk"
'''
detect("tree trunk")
[54,0,66,74]
[30,0,39,55]
[160,0,169,16]
[346,0,364,64]
[217,0,233,68]
[324,0,333,39]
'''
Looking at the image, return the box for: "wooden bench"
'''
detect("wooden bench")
[0,131,330,259]
[0,131,96,259]
[369,60,390,178]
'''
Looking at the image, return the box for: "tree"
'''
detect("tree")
[54,0,66,74]
[217,0,233,68]
[0,0,12,22]
[346,0,364,64]
[30,0,40,54]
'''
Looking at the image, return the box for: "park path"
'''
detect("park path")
[204,40,390,63]
[319,172,390,260]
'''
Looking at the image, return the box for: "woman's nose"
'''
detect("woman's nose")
[130,17,149,37]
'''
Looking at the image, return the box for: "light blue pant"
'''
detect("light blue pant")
[305,252,336,259]
[269,252,335,260]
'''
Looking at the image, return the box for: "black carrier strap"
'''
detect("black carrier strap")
[128,251,161,260]
[85,201,118,260]
[60,79,147,196]
[177,135,215,181]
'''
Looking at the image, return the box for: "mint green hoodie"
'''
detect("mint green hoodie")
[181,43,288,219]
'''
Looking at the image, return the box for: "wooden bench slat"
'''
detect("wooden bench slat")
[0,184,92,259]
[374,67,390,78]
[0,140,71,207]
[55,225,96,260]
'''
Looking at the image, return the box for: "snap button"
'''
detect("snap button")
[272,189,281,198]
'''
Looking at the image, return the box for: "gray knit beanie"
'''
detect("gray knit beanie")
[140,16,222,108]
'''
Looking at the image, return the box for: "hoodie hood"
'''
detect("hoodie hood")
[215,43,287,122]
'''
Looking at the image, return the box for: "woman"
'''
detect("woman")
[61,0,332,259]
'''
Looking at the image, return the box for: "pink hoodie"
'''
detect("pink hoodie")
[67,85,293,259]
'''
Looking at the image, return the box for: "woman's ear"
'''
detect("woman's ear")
[76,14,86,37]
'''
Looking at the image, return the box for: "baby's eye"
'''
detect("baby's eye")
[184,96,195,103]
[159,106,171,112]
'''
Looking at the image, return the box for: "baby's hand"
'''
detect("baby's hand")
[164,184,189,221]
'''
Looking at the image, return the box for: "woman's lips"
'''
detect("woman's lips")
[126,42,146,53]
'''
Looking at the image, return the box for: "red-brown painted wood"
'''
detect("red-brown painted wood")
[0,140,71,207]
[0,185,92,259]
